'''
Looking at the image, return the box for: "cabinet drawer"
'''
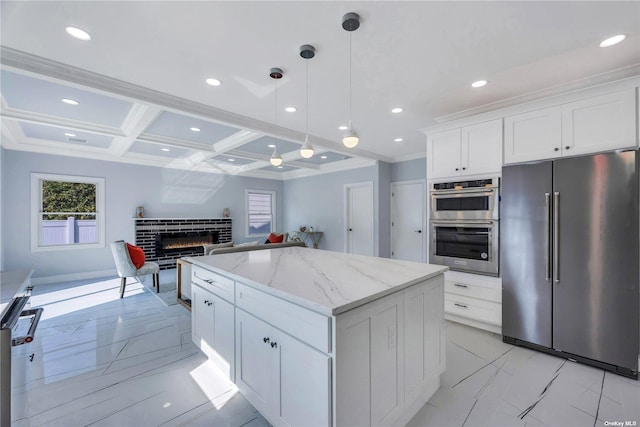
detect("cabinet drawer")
[236,283,331,353]
[445,294,501,326]
[445,280,501,303]
[192,266,235,303]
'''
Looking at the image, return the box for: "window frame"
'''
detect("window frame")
[245,189,276,238]
[30,173,106,252]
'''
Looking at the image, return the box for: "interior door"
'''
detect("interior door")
[501,161,553,347]
[553,151,639,370]
[345,182,374,256]
[391,181,425,262]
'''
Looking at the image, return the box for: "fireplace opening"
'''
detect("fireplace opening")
[155,231,219,257]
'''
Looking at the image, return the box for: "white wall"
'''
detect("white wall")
[2,150,283,280]
[0,146,4,270]
[391,158,426,182]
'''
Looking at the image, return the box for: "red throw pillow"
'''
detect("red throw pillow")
[267,232,284,244]
[126,243,146,269]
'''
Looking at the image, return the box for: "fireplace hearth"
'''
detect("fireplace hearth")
[155,231,219,257]
[134,218,232,270]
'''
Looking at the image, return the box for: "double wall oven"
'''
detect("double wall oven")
[429,177,500,276]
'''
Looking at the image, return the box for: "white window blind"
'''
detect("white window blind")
[247,190,274,236]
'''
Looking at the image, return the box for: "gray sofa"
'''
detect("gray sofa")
[205,240,306,255]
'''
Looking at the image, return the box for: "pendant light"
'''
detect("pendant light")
[299,44,315,158]
[269,67,283,166]
[342,12,360,149]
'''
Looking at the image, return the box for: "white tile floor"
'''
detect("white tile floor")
[10,272,639,426]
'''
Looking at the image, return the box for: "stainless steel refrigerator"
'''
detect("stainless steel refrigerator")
[502,150,639,378]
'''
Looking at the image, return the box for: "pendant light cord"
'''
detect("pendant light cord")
[275,77,278,150]
[348,31,352,125]
[306,59,309,135]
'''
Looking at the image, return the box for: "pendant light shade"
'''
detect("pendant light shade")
[300,45,315,158]
[342,121,359,148]
[300,135,314,158]
[342,12,360,149]
[269,67,284,167]
[270,148,283,166]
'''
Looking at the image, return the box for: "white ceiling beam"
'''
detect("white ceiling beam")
[213,129,264,154]
[110,104,163,156]
[0,106,125,137]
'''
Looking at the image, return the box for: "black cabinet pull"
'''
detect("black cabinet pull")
[453,283,468,288]
[263,337,270,343]
[454,303,468,308]
[554,147,560,152]
[455,168,459,171]
[565,146,570,150]
[271,342,278,348]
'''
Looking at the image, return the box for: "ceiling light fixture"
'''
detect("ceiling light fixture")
[190,127,201,132]
[299,44,316,159]
[342,12,360,149]
[61,98,79,105]
[205,77,222,86]
[471,80,488,88]
[394,138,403,142]
[161,148,171,152]
[600,34,626,47]
[320,155,328,159]
[65,26,91,41]
[228,158,235,162]
[391,107,404,114]
[285,106,297,113]
[269,67,284,167]
[268,144,276,148]
[338,125,348,131]
[64,132,76,137]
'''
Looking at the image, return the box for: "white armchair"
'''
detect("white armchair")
[110,240,160,298]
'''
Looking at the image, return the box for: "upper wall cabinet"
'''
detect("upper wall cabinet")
[505,89,637,164]
[427,119,503,179]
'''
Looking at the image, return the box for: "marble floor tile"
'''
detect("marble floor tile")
[10,275,638,427]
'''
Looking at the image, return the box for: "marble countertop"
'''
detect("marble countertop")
[1,269,34,321]
[187,247,448,315]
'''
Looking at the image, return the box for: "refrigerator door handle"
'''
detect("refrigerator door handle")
[545,193,551,281]
[553,191,560,283]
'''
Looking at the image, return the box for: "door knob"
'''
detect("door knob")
[415,230,422,233]
[349,228,353,231]
[263,337,270,343]
[271,342,278,348]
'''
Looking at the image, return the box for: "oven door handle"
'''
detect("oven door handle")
[431,188,495,197]
[431,220,495,227]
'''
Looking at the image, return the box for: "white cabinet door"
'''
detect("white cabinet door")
[236,310,273,416]
[192,284,235,380]
[236,309,331,427]
[504,106,562,164]
[192,284,214,353]
[274,330,331,427]
[463,119,503,175]
[427,128,461,179]
[562,89,636,156]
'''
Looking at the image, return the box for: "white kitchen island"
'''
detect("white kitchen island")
[186,247,448,427]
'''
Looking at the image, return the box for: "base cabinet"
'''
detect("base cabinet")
[444,271,501,334]
[191,283,235,380]
[236,309,331,427]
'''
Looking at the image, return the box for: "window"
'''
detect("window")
[31,173,105,251]
[246,190,275,237]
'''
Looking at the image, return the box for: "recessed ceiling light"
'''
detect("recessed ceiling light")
[190,127,201,132]
[338,125,348,131]
[61,98,79,105]
[64,132,76,137]
[205,77,222,86]
[285,107,297,113]
[320,155,328,159]
[268,144,276,148]
[471,80,488,88]
[228,158,235,162]
[394,138,403,142]
[600,34,626,47]
[277,166,283,169]
[65,26,91,41]
[391,107,404,114]
[161,148,170,152]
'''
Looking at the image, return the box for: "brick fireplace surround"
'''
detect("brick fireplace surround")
[134,218,232,270]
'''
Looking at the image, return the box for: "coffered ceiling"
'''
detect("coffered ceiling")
[1,1,639,179]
